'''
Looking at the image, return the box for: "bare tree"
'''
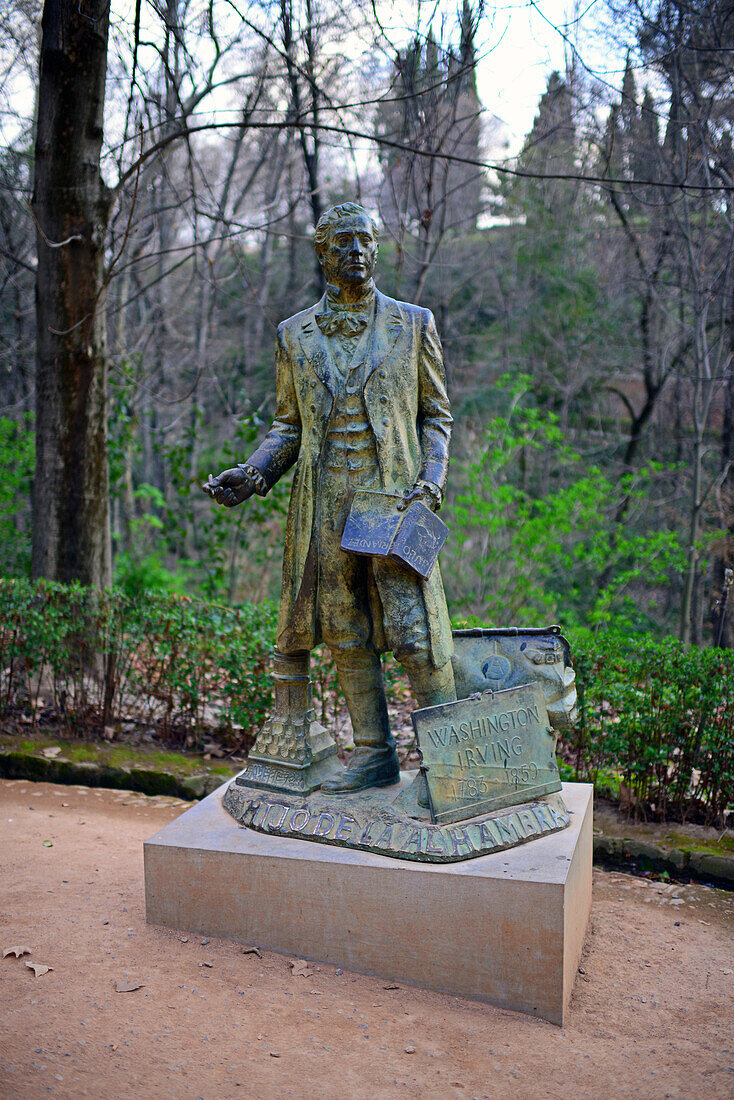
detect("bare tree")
[28,0,272,585]
[375,0,487,303]
[601,0,734,643]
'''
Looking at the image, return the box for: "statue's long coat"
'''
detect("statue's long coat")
[246,289,454,667]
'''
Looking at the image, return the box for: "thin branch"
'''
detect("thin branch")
[113,117,734,196]
[27,202,83,248]
[604,385,638,422]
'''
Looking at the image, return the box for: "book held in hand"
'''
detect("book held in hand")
[340,489,449,579]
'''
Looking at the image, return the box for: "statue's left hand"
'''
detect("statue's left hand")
[397,482,441,513]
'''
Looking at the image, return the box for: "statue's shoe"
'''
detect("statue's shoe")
[321,750,400,793]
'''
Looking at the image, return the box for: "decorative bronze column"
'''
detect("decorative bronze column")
[233,650,343,795]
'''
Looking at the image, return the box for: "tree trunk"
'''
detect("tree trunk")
[712,284,734,647]
[31,0,112,588]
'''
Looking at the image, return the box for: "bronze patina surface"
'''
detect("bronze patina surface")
[451,626,577,730]
[204,200,573,848]
[222,771,570,864]
[205,201,456,796]
[340,489,448,578]
[233,650,342,795]
[413,682,563,825]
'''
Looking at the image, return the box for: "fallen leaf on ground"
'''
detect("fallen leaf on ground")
[26,962,53,977]
[115,981,144,993]
[242,946,262,958]
[42,840,53,847]
[290,960,313,977]
[3,946,32,958]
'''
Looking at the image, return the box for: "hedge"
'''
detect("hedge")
[567,630,734,827]
[0,579,278,747]
[1,581,732,826]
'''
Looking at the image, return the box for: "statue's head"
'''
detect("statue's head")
[314,203,379,289]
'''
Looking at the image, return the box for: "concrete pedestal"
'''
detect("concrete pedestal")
[144,781,592,1025]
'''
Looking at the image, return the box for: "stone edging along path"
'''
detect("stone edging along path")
[0,749,224,802]
[1,749,732,889]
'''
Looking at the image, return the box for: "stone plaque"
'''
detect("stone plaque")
[412,682,562,825]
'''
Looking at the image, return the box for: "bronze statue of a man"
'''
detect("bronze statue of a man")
[207,202,456,792]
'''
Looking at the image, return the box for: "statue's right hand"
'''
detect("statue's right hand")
[202,466,255,507]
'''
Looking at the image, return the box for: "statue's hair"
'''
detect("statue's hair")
[314,203,378,256]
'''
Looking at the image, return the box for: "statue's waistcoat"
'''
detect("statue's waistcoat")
[322,346,379,473]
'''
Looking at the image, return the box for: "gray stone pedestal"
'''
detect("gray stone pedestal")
[144,780,592,1025]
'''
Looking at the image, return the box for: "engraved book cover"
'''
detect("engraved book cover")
[340,490,448,579]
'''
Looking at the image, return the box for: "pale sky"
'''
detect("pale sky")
[368,0,628,158]
[0,0,630,171]
[474,0,623,153]
[478,0,573,149]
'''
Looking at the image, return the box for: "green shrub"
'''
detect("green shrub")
[445,392,685,634]
[566,629,734,827]
[2,581,732,825]
[0,416,34,577]
[0,579,278,748]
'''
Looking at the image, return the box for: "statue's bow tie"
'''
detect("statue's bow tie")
[315,309,369,337]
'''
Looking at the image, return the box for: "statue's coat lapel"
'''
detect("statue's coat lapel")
[298,296,335,396]
[297,291,404,395]
[363,293,404,385]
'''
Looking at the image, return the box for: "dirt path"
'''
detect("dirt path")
[0,779,732,1100]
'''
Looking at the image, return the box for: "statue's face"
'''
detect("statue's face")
[319,213,377,288]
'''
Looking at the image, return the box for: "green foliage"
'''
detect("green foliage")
[2,582,732,825]
[0,416,34,577]
[0,579,278,747]
[445,391,685,632]
[566,629,734,827]
[114,483,188,598]
[163,412,290,602]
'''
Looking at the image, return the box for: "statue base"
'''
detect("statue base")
[222,771,571,863]
[144,778,593,1024]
